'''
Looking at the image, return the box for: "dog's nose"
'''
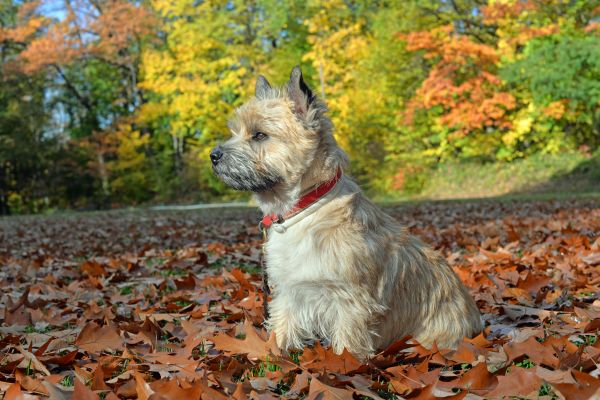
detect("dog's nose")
[210,146,223,165]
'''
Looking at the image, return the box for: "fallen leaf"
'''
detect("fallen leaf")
[73,378,100,400]
[134,372,154,400]
[306,376,354,400]
[75,322,124,354]
[300,342,362,374]
[552,369,600,400]
[211,319,280,361]
[485,367,542,398]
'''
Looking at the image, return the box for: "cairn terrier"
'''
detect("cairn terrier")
[211,66,481,359]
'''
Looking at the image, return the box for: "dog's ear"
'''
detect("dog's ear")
[255,75,272,99]
[287,66,314,115]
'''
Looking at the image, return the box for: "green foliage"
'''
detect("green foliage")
[510,34,600,107]
[0,68,89,213]
[502,33,600,149]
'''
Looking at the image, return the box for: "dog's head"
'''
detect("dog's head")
[211,66,341,193]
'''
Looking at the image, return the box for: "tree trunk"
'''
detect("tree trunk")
[0,194,8,215]
[97,152,110,208]
[318,61,326,100]
[172,135,179,172]
[0,164,10,215]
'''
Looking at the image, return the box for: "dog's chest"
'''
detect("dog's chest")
[264,217,332,287]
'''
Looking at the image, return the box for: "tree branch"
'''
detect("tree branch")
[52,63,94,113]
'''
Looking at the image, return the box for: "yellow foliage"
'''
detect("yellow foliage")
[111,124,149,173]
[303,1,368,150]
[139,0,259,147]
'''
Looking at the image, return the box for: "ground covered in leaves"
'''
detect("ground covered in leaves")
[0,199,599,399]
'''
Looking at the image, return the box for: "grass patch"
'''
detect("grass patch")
[539,382,559,398]
[159,267,188,277]
[249,356,281,378]
[59,375,74,387]
[145,257,167,268]
[514,358,535,369]
[570,334,597,347]
[209,258,262,275]
[24,324,52,334]
[289,351,301,365]
[192,342,207,359]
[120,286,134,295]
[382,151,600,201]
[238,262,262,275]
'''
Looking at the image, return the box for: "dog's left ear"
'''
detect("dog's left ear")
[287,66,315,116]
[255,75,272,99]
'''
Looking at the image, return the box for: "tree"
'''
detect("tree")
[1,0,156,210]
[0,1,52,213]
[401,25,515,155]
[139,0,304,198]
[487,0,600,156]
[397,0,600,164]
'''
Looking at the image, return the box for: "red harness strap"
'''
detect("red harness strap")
[260,168,343,230]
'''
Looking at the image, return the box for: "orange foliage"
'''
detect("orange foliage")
[481,0,537,25]
[5,0,155,75]
[542,101,566,120]
[19,17,82,74]
[0,2,46,44]
[401,25,515,136]
[90,1,157,61]
[585,21,600,33]
[482,1,560,51]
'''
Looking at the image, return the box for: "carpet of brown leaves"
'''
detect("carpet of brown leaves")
[0,199,598,399]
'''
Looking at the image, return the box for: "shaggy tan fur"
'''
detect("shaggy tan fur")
[211,67,482,359]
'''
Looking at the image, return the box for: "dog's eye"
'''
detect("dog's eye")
[252,131,267,141]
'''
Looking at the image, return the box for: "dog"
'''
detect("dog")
[211,66,482,359]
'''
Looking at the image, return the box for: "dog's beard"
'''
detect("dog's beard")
[213,156,283,192]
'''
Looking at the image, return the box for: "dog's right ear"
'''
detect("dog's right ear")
[287,66,315,116]
[255,75,272,99]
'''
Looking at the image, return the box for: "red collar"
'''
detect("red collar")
[260,168,343,230]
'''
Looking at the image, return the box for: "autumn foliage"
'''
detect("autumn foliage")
[16,1,154,72]
[401,25,516,137]
[1,0,600,212]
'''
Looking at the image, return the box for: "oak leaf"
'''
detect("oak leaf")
[300,342,362,374]
[306,376,354,400]
[75,322,124,354]
[211,320,280,361]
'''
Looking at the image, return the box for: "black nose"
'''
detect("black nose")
[210,146,223,165]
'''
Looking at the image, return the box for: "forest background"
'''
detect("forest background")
[1,0,599,214]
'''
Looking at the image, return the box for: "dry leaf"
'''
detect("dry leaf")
[75,322,124,353]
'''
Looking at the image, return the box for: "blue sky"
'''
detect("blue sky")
[38,1,67,20]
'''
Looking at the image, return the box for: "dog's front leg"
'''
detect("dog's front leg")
[266,281,383,359]
[265,290,307,352]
